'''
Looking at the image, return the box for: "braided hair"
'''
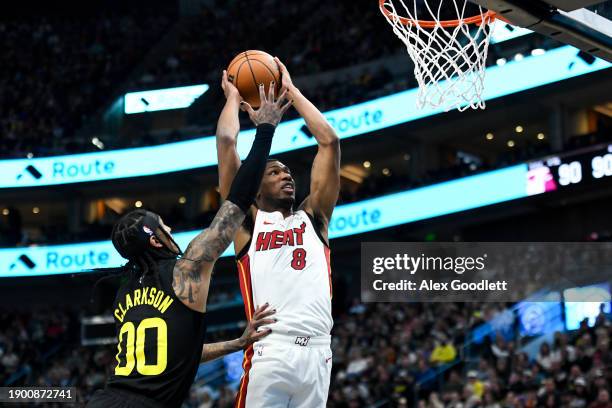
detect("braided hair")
[110,209,180,287]
[90,210,182,308]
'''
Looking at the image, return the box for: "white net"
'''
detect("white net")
[380,0,496,111]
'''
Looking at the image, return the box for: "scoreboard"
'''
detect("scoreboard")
[527,143,612,196]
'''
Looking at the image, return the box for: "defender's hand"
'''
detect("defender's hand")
[239,303,276,348]
[221,70,240,101]
[240,82,291,126]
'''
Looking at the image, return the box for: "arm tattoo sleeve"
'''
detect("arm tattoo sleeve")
[172,200,245,306]
[184,200,245,263]
[201,339,243,362]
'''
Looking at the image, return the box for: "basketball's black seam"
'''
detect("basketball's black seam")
[234,59,248,90]
[252,59,279,92]
[247,51,268,57]
[228,51,268,78]
[227,53,243,72]
[244,51,260,93]
[227,52,246,73]
[243,50,268,57]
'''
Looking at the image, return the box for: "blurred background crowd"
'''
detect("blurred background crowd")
[2,299,610,407]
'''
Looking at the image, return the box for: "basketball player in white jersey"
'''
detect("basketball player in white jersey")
[216,58,340,408]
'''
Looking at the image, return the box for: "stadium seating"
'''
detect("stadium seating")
[2,300,609,406]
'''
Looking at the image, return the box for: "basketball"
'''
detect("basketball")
[5,2,612,408]
[227,50,281,108]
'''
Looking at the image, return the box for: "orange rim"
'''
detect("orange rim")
[379,0,500,28]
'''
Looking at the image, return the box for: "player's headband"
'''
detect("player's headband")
[114,211,182,259]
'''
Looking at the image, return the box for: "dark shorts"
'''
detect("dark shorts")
[87,388,164,408]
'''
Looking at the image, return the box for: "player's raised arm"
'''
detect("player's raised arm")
[275,57,340,236]
[216,70,242,200]
[200,304,276,362]
[173,88,291,313]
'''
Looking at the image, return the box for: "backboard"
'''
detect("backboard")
[468,0,612,62]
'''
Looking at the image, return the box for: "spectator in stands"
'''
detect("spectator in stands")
[590,389,611,408]
[596,303,612,327]
[2,293,611,407]
[466,369,485,399]
[430,336,457,366]
[538,377,562,407]
[571,377,590,407]
[0,6,173,159]
[537,342,559,372]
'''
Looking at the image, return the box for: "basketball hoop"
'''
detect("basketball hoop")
[379,0,501,111]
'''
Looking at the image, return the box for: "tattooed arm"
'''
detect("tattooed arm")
[201,339,244,362]
[201,304,276,362]
[172,201,244,312]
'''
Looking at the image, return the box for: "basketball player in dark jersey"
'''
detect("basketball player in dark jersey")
[87,84,291,408]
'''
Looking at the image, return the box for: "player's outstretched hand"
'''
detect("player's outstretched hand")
[239,303,276,348]
[221,70,240,101]
[240,82,291,126]
[274,57,295,93]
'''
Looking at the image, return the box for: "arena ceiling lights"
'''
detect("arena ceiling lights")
[0,45,609,189]
[123,84,210,114]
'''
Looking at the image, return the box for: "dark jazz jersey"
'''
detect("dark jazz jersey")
[107,259,207,408]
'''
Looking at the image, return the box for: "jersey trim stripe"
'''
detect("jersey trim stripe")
[234,345,254,408]
[304,210,330,248]
[237,256,255,320]
[235,255,255,408]
[324,246,333,298]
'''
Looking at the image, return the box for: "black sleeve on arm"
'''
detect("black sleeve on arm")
[226,123,275,212]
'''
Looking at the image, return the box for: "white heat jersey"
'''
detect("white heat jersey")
[237,209,333,337]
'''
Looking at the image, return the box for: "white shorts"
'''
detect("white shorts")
[235,334,332,408]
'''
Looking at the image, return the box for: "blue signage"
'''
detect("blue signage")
[328,165,527,238]
[0,46,608,189]
[0,164,528,277]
